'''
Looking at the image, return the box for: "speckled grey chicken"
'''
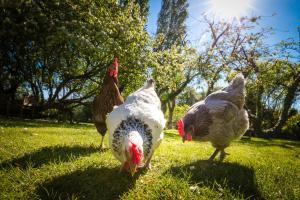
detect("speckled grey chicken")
[178,73,249,161]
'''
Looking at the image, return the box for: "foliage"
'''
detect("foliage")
[151,43,198,128]
[0,119,299,199]
[151,44,198,103]
[156,0,188,50]
[282,114,300,139]
[177,86,203,106]
[152,0,191,128]
[165,104,190,127]
[245,58,300,133]
[188,14,300,134]
[0,0,149,115]
[73,105,92,122]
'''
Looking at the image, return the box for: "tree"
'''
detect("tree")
[156,0,188,50]
[216,17,300,135]
[154,0,190,128]
[268,40,300,133]
[244,59,300,135]
[151,43,198,128]
[177,14,299,135]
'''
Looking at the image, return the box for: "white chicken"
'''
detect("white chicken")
[106,79,165,175]
[178,73,249,161]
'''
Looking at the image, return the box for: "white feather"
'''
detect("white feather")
[106,82,165,164]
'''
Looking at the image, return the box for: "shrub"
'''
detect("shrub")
[165,104,190,128]
[282,114,300,140]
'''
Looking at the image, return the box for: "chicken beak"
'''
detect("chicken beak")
[130,164,137,176]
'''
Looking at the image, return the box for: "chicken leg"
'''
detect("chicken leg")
[219,149,229,162]
[208,149,220,161]
[144,154,153,170]
[144,139,162,170]
[100,135,105,149]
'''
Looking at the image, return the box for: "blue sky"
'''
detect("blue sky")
[147,0,300,46]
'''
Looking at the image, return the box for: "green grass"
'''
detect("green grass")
[0,118,299,200]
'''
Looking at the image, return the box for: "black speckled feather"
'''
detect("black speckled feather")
[112,117,153,159]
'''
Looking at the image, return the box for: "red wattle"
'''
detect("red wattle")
[186,134,192,141]
[110,70,118,77]
[130,143,142,164]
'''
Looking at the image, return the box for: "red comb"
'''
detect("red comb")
[113,57,118,67]
[177,119,193,141]
[177,119,185,137]
[130,143,142,164]
[109,57,119,77]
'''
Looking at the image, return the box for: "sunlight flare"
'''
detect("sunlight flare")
[207,0,252,20]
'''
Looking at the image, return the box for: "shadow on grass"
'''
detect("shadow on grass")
[0,145,103,169]
[36,166,136,200]
[239,137,300,149]
[169,160,264,199]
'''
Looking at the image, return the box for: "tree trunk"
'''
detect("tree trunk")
[6,98,11,116]
[2,84,18,116]
[269,75,300,133]
[253,84,264,134]
[6,91,17,116]
[206,81,215,96]
[69,109,74,124]
[161,101,167,114]
[167,98,176,129]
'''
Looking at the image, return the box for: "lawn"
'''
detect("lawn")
[0,118,299,200]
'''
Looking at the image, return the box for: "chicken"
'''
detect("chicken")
[178,73,249,161]
[92,57,124,149]
[106,79,165,175]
